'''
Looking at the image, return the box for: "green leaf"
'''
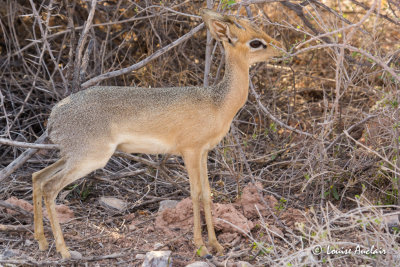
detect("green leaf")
[332,186,339,200]
[196,245,204,256]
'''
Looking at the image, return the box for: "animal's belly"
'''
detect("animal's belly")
[203,124,231,151]
[116,135,174,154]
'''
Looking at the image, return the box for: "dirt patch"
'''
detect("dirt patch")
[155,197,255,236]
[4,197,74,223]
[279,207,305,228]
[5,196,34,214]
[155,182,305,244]
[212,202,254,233]
[238,182,278,219]
[42,204,74,223]
[154,197,194,235]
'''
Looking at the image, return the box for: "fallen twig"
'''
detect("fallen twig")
[0,137,58,150]
[0,133,48,182]
[0,224,34,232]
[0,200,33,218]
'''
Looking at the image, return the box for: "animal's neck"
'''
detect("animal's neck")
[219,48,250,116]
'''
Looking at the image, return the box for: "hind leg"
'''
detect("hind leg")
[32,158,66,250]
[42,155,112,259]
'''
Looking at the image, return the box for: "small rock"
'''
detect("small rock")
[136,254,146,260]
[70,250,82,259]
[236,261,254,267]
[99,197,127,212]
[25,239,34,246]
[141,251,172,267]
[158,200,179,212]
[185,261,210,267]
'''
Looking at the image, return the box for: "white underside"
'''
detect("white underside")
[115,134,174,154]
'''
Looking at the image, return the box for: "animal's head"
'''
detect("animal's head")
[201,9,283,65]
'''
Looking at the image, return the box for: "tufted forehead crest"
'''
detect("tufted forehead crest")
[202,9,246,31]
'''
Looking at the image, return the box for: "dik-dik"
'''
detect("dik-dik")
[32,9,283,258]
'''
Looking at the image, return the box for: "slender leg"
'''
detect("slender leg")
[41,154,112,259]
[32,158,65,251]
[43,185,69,258]
[183,150,210,257]
[42,165,87,259]
[200,151,224,253]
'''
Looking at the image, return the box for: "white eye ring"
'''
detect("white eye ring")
[248,39,267,50]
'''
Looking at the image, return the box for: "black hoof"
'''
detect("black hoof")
[204,254,213,259]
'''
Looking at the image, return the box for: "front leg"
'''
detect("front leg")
[183,150,210,257]
[200,151,224,254]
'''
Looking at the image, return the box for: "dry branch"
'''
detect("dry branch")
[72,0,97,91]
[0,224,33,232]
[0,200,33,218]
[349,0,400,26]
[291,43,400,83]
[249,81,313,137]
[0,137,58,150]
[0,133,48,182]
[81,23,205,89]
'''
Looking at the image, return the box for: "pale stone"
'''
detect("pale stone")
[70,250,82,259]
[99,197,127,212]
[24,239,34,246]
[141,251,172,267]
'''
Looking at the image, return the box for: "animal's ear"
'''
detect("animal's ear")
[201,9,238,44]
[209,20,238,43]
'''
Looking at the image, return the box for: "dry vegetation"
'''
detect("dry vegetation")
[1,0,400,266]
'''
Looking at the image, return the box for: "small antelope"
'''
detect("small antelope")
[32,9,282,259]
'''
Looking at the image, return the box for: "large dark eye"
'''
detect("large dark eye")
[250,40,266,49]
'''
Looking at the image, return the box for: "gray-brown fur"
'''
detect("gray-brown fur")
[48,81,231,158]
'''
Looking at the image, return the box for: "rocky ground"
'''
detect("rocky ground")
[0,183,306,266]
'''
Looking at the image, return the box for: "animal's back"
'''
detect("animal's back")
[47,85,222,157]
